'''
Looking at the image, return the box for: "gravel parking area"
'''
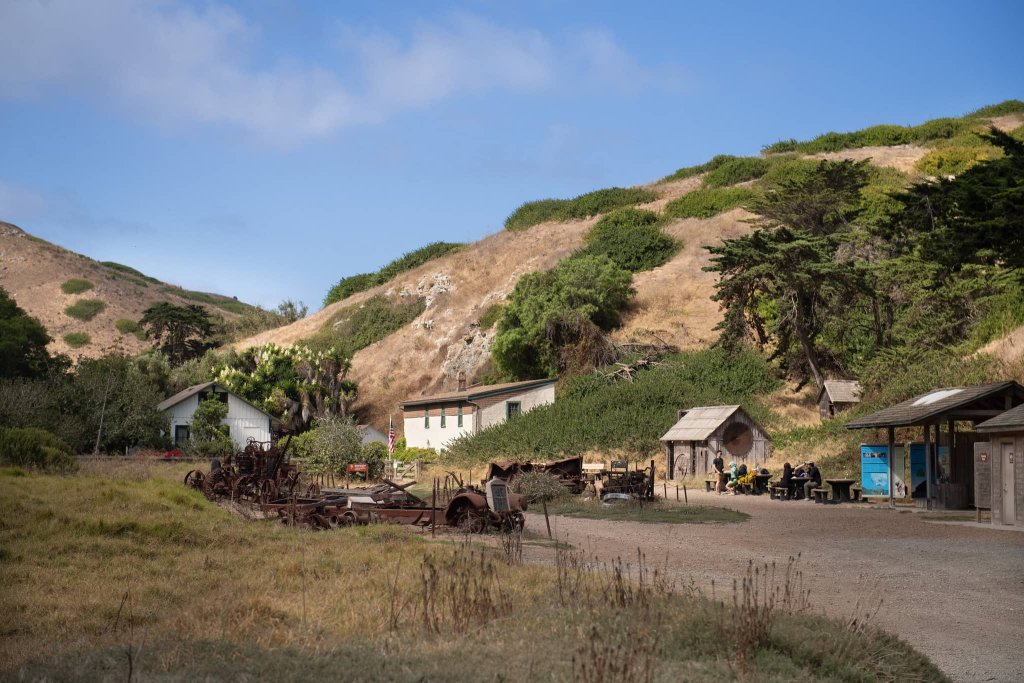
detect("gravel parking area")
[526,491,1024,682]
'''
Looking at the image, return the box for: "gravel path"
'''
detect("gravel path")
[525,491,1024,682]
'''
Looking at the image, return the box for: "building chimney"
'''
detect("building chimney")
[457,371,467,392]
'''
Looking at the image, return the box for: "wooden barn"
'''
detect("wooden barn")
[817,379,862,420]
[660,405,772,480]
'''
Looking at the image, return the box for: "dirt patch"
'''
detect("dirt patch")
[806,144,930,174]
[525,492,1024,682]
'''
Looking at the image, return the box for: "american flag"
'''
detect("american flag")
[387,415,396,455]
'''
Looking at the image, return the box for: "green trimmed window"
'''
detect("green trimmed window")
[457,405,463,428]
[440,406,446,428]
[424,408,429,428]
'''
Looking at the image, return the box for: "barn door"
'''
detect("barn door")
[1002,441,1016,525]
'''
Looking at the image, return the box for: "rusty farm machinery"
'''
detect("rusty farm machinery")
[184,440,526,533]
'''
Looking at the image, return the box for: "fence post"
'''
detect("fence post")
[415,459,422,480]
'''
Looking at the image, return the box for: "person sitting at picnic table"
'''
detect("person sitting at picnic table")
[725,461,740,494]
[736,463,756,490]
[802,462,822,501]
[712,450,726,494]
[779,462,794,499]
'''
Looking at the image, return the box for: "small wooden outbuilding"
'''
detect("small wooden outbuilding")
[660,405,771,480]
[975,404,1024,527]
[817,380,862,420]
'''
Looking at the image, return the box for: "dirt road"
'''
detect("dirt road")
[526,492,1024,683]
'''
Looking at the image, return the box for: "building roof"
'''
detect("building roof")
[845,381,1024,430]
[660,405,754,442]
[359,425,388,444]
[818,379,862,405]
[975,403,1024,433]
[399,378,556,408]
[157,381,275,420]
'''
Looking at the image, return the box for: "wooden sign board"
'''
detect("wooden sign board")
[347,463,369,474]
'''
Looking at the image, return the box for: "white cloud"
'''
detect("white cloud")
[0,1,684,146]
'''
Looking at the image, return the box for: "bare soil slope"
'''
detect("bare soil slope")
[0,222,247,360]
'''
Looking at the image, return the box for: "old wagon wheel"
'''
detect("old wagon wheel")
[202,468,223,500]
[457,509,487,534]
[183,470,205,490]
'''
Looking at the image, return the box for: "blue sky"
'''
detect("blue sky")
[1,0,1021,310]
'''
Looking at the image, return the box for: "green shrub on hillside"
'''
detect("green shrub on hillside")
[0,427,76,472]
[702,156,770,187]
[64,299,106,321]
[477,303,505,330]
[60,279,94,295]
[915,145,1002,177]
[444,348,780,464]
[661,154,739,182]
[101,262,160,285]
[313,295,425,354]
[324,242,463,306]
[965,99,1024,119]
[492,254,634,379]
[758,156,821,187]
[504,187,658,231]
[377,242,464,281]
[762,117,971,154]
[62,332,91,348]
[859,166,912,227]
[577,208,679,273]
[664,187,756,219]
[115,318,146,339]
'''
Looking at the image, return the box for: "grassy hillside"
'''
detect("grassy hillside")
[236,100,1024,435]
[0,462,945,682]
[0,221,259,360]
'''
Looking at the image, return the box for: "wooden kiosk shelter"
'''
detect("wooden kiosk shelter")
[846,381,1024,509]
[661,405,771,480]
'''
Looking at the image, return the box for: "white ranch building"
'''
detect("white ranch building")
[399,378,556,451]
[158,381,274,450]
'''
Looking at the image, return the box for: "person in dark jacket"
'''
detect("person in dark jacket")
[803,462,822,500]
[779,462,794,499]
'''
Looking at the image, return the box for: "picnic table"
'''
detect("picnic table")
[826,478,856,503]
[753,473,772,495]
[791,476,811,500]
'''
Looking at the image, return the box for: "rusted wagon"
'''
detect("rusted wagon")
[485,455,586,494]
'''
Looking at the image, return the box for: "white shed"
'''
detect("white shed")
[158,381,274,451]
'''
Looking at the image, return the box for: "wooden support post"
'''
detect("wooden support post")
[663,482,667,499]
[683,483,688,505]
[431,477,437,538]
[887,427,896,509]
[542,499,552,540]
[924,423,933,510]
[675,485,679,502]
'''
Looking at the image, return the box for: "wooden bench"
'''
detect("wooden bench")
[811,487,830,504]
[770,485,790,500]
[851,488,862,502]
[704,479,717,493]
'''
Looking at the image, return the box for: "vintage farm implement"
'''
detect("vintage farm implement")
[185,447,526,532]
[184,436,313,503]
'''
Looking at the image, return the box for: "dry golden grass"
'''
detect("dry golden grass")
[0,461,946,682]
[616,209,754,349]
[0,222,242,362]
